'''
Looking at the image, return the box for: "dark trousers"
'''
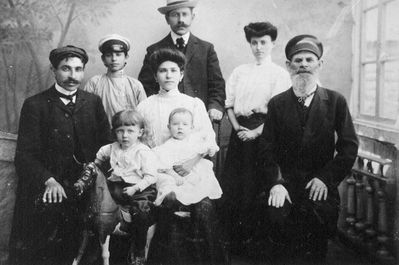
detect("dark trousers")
[107,180,156,254]
[264,195,338,263]
[148,197,223,265]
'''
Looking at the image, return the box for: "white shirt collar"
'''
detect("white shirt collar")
[170,31,190,46]
[303,85,318,107]
[55,83,77,95]
[55,83,77,104]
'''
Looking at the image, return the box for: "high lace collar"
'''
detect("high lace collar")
[158,88,180,97]
[254,55,272,66]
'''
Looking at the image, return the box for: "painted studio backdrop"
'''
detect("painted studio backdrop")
[0,0,357,133]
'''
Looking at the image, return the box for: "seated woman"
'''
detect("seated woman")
[137,48,222,264]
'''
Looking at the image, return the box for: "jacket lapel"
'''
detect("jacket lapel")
[302,86,328,144]
[284,89,303,131]
[47,85,71,114]
[73,89,86,113]
[185,34,197,65]
[163,34,176,49]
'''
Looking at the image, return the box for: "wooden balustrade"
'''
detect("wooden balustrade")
[339,152,396,264]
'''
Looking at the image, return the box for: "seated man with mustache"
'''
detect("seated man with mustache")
[258,35,358,263]
[9,45,110,265]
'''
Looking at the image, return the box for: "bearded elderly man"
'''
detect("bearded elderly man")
[138,0,225,122]
[258,35,358,263]
[9,46,110,265]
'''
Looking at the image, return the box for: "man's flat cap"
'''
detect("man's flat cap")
[49,45,88,67]
[285,34,323,60]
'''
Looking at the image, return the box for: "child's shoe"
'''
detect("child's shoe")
[74,162,97,196]
[134,256,146,265]
[113,221,130,236]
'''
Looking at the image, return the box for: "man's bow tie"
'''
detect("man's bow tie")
[56,90,76,101]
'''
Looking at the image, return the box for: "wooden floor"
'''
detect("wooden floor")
[104,238,374,265]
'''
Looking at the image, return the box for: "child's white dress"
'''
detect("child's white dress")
[153,134,222,206]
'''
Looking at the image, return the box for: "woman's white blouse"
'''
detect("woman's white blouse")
[137,88,216,147]
[225,58,291,117]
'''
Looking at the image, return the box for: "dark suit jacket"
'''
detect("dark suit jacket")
[9,85,110,258]
[138,33,225,112]
[259,86,358,200]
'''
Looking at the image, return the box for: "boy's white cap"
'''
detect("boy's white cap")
[98,34,131,53]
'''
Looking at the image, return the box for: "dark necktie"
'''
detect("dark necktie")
[176,37,185,51]
[56,90,76,111]
[297,91,315,107]
[56,90,76,102]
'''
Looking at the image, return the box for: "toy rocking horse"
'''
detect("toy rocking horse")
[71,163,119,265]
[71,163,155,265]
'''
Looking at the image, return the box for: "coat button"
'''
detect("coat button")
[66,134,71,139]
[65,113,69,118]
[194,89,198,93]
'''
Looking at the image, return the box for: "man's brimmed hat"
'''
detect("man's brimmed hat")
[158,0,198,14]
[98,34,131,54]
[285,34,323,60]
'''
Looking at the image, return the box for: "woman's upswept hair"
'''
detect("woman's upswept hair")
[244,22,278,42]
[111,109,154,147]
[149,47,186,74]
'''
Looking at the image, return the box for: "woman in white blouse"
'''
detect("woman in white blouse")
[219,22,291,255]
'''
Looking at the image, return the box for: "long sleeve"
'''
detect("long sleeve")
[136,149,158,191]
[314,95,358,188]
[192,98,217,147]
[94,95,112,146]
[258,98,285,189]
[225,68,238,109]
[83,75,100,94]
[14,99,53,186]
[135,80,148,104]
[206,44,226,112]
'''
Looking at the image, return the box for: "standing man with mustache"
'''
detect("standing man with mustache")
[84,34,147,125]
[138,0,225,123]
[258,35,358,263]
[9,45,110,265]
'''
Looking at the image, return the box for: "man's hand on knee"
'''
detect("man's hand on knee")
[43,177,67,203]
[305,177,328,201]
[268,184,291,208]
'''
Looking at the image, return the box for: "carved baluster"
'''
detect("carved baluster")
[375,162,391,258]
[354,173,366,242]
[364,178,376,249]
[346,175,356,238]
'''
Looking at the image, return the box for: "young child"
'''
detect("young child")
[94,109,156,265]
[153,107,222,209]
[84,34,147,124]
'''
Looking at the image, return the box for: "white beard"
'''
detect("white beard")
[291,73,317,96]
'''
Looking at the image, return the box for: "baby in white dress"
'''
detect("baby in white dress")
[153,107,223,208]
